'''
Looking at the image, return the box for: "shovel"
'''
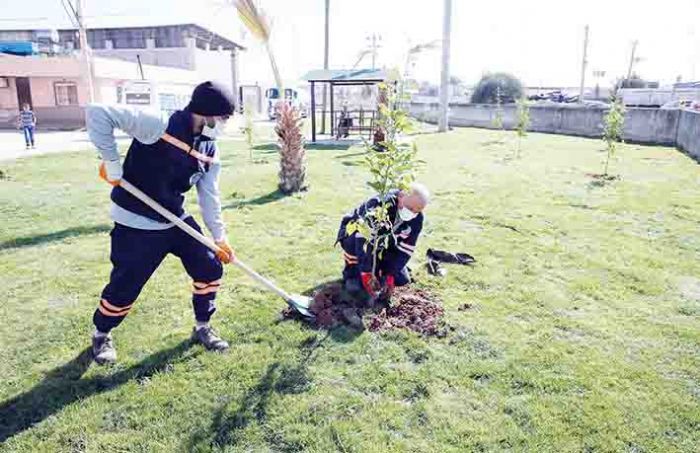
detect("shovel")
[118,178,315,319]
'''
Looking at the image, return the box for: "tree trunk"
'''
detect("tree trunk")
[276,103,307,193]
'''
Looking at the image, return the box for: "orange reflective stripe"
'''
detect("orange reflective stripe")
[161,133,214,164]
[193,279,222,289]
[98,304,130,317]
[193,286,219,295]
[100,299,132,313]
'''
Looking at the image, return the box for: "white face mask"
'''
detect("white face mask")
[202,120,226,139]
[398,206,418,221]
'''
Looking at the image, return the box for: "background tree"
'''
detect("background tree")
[492,85,504,130]
[276,103,306,192]
[471,72,524,104]
[234,0,307,194]
[515,97,530,158]
[602,97,626,176]
[242,100,255,161]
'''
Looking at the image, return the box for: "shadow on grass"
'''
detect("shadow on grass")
[187,334,328,450]
[333,150,366,159]
[306,142,354,151]
[253,143,277,151]
[222,189,288,210]
[0,340,194,443]
[0,224,111,252]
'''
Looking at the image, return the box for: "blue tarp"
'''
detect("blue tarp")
[0,41,37,56]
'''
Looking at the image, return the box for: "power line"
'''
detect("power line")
[60,0,79,28]
[65,0,79,25]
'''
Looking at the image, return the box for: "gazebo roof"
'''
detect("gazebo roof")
[303,68,387,83]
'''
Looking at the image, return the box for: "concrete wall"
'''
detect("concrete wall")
[409,102,684,146]
[677,110,700,160]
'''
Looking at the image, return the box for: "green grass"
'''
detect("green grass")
[1,128,699,452]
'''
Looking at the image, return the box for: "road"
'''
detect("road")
[0,130,130,161]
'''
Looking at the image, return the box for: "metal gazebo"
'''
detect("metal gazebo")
[302,69,387,143]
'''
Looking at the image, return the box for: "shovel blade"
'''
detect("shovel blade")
[287,295,315,319]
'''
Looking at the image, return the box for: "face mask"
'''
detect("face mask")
[398,207,418,221]
[202,119,226,139]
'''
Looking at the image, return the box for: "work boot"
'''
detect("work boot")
[92,333,117,365]
[191,325,229,352]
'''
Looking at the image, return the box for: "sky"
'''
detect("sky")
[3,0,699,87]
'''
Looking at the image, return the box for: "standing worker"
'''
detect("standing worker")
[87,81,236,365]
[17,103,36,149]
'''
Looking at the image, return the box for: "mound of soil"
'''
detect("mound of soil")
[368,287,447,337]
[282,282,448,337]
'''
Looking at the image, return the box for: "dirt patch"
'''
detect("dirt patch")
[282,282,450,337]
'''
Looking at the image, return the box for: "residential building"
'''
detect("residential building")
[0,22,243,129]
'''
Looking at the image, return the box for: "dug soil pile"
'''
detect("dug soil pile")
[282,282,449,337]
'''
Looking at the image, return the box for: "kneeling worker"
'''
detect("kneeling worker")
[336,183,430,300]
[87,81,236,365]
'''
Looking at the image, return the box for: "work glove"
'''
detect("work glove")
[361,272,380,296]
[99,160,123,186]
[215,239,235,264]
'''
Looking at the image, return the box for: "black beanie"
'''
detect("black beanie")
[187,81,235,116]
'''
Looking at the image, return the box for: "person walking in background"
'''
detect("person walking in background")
[17,104,36,149]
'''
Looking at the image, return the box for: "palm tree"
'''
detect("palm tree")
[234,0,307,193]
[276,103,306,192]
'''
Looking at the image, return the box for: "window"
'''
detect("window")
[155,27,185,48]
[54,82,79,106]
[111,29,146,49]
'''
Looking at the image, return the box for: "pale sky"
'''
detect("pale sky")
[3,0,699,87]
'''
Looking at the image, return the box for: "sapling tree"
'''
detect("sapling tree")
[346,82,419,284]
[492,85,505,131]
[602,97,626,176]
[242,101,255,161]
[515,97,530,158]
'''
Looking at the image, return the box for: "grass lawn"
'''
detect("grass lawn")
[0,128,698,452]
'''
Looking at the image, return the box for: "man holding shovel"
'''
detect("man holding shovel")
[87,81,235,365]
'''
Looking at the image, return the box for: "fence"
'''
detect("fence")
[408,101,700,160]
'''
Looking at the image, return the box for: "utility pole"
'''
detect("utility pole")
[76,0,95,102]
[438,0,452,132]
[367,33,381,70]
[625,40,639,84]
[578,25,589,103]
[321,0,329,134]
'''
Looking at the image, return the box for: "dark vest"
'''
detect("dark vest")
[111,109,214,223]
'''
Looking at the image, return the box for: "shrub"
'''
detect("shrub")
[471,72,524,104]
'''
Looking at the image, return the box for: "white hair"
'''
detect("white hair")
[410,182,430,206]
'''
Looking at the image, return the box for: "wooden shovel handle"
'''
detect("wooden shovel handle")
[118,178,294,302]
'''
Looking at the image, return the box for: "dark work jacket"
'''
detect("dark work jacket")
[337,190,423,275]
[111,108,215,223]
